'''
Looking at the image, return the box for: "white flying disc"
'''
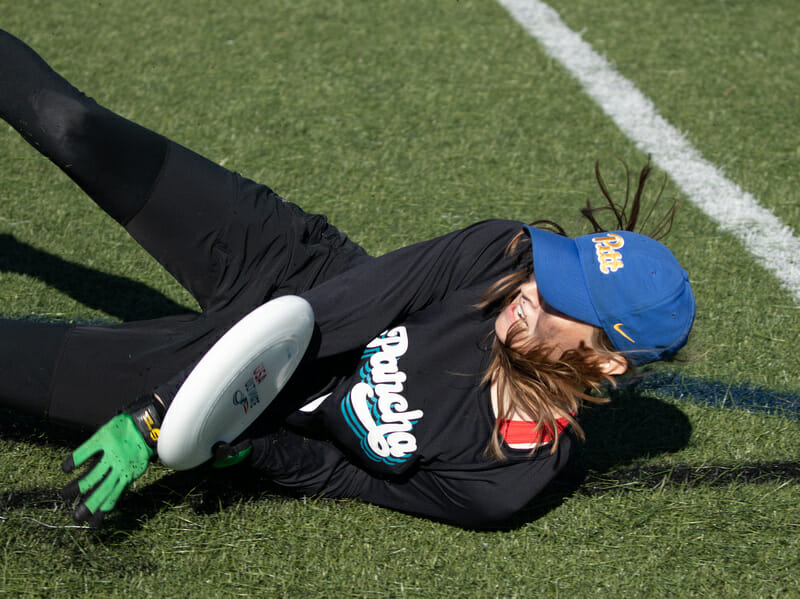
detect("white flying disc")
[157,295,314,470]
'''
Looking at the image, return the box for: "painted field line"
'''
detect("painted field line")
[498,0,800,303]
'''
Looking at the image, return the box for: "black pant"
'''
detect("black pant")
[0,30,368,429]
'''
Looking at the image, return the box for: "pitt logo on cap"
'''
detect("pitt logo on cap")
[592,233,625,274]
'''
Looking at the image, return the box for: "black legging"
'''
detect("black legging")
[0,30,367,429]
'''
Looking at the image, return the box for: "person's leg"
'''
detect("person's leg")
[1,29,371,313]
[0,320,71,418]
[0,29,242,311]
[0,30,245,310]
[0,311,236,430]
[1,30,322,312]
[0,29,167,225]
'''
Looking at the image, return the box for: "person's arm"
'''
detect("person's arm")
[302,219,522,358]
[251,428,571,528]
[150,220,521,409]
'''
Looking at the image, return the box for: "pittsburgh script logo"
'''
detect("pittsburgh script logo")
[592,233,625,274]
[341,326,423,465]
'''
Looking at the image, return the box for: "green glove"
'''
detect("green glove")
[212,439,253,468]
[61,397,163,527]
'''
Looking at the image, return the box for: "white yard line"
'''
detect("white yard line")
[498,0,800,303]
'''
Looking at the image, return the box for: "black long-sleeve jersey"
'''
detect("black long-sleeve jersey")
[249,219,574,527]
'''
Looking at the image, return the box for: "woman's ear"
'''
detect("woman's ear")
[598,354,628,376]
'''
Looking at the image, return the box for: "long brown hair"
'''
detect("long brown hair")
[482,158,677,458]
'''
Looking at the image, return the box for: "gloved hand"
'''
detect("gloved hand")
[212,439,253,468]
[61,395,163,527]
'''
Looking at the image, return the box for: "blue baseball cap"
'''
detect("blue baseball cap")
[524,226,696,365]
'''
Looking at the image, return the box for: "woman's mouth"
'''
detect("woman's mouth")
[505,302,522,325]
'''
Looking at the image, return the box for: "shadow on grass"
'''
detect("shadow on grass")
[504,384,693,529]
[0,409,297,537]
[0,233,196,321]
[1,370,798,535]
[510,379,800,529]
[1,385,695,534]
[0,466,297,542]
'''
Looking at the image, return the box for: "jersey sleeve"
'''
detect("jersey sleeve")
[251,427,572,528]
[151,220,523,409]
[301,219,523,358]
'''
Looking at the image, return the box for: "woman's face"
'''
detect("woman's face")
[494,274,599,358]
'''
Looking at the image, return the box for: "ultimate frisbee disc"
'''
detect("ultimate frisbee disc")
[157,295,314,470]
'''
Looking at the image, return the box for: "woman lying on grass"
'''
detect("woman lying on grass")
[0,29,695,528]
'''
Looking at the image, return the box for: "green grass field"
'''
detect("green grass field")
[1,1,798,597]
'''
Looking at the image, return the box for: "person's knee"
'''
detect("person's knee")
[30,88,96,164]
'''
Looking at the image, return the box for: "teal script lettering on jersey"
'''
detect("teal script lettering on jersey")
[340,326,423,465]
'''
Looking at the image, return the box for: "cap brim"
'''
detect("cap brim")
[525,226,600,327]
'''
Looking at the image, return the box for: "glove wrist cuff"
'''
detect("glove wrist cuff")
[125,394,165,452]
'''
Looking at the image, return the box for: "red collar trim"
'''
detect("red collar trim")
[498,417,570,445]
